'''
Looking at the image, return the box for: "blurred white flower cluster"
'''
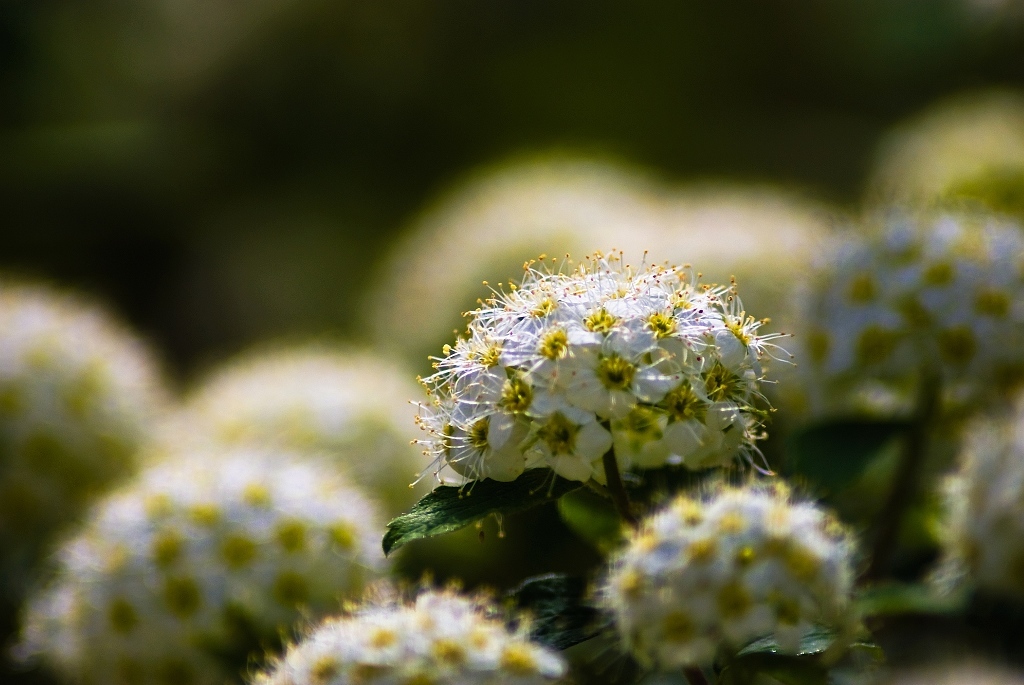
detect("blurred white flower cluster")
[0,282,168,586]
[796,211,1024,418]
[601,483,855,669]
[869,91,1024,214]
[254,588,567,685]
[367,158,833,365]
[417,251,785,484]
[170,346,426,513]
[942,400,1024,599]
[19,447,385,685]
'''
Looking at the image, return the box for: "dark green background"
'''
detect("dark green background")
[2,0,1023,375]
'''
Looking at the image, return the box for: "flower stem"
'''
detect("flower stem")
[684,666,710,685]
[865,372,940,580]
[601,448,638,527]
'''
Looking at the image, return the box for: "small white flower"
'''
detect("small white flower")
[601,482,856,669]
[417,252,783,483]
[253,588,567,685]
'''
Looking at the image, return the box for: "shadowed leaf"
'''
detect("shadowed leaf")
[507,573,607,650]
[382,470,583,556]
[786,419,910,493]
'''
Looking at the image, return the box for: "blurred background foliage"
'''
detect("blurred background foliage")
[3,0,1024,376]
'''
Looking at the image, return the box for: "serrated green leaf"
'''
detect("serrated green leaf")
[856,582,969,617]
[382,470,583,556]
[557,488,625,553]
[786,419,910,494]
[507,573,606,650]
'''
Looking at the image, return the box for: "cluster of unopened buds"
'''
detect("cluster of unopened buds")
[417,252,786,484]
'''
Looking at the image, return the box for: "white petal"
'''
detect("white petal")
[633,366,679,403]
[487,412,515,451]
[565,370,612,415]
[575,420,613,460]
[713,329,748,369]
[605,389,636,419]
[705,401,741,431]
[550,454,594,482]
[446,444,481,478]
[482,445,526,482]
[663,419,707,460]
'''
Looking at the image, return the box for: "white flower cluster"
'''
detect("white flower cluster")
[869,90,1024,214]
[601,483,855,669]
[942,402,1024,598]
[796,211,1024,417]
[19,447,386,685]
[169,346,426,512]
[366,157,831,364]
[0,282,167,584]
[417,252,783,484]
[254,588,567,685]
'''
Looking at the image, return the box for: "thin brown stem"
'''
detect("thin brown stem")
[683,666,710,685]
[601,448,639,527]
[864,372,940,580]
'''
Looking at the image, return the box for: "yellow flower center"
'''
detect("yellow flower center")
[597,354,636,390]
[500,376,533,413]
[538,413,579,455]
[585,307,619,333]
[647,311,677,338]
[538,329,568,361]
[468,418,490,450]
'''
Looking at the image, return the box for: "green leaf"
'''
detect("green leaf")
[723,627,882,685]
[506,574,606,650]
[786,419,910,494]
[856,582,969,617]
[736,626,838,658]
[382,470,583,556]
[557,488,625,553]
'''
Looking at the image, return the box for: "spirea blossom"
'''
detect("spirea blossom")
[796,210,1024,417]
[18,447,386,685]
[601,483,856,669]
[0,281,168,589]
[170,346,426,512]
[253,588,567,685]
[416,252,785,484]
[942,402,1024,599]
